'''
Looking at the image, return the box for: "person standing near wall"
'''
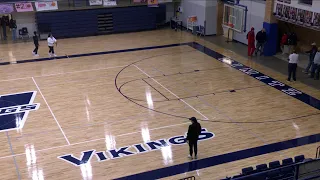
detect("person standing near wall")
[280,33,288,54]
[287,49,299,82]
[1,16,7,40]
[310,47,320,80]
[187,117,202,160]
[32,31,39,56]
[9,18,17,41]
[303,42,317,74]
[47,33,57,57]
[247,27,255,57]
[255,28,267,56]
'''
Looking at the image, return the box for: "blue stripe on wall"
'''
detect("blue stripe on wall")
[114,133,320,180]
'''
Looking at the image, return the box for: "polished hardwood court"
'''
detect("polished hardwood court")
[0,29,319,180]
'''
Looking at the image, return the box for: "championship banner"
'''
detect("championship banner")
[148,0,158,7]
[15,3,34,12]
[35,1,58,12]
[103,0,117,6]
[0,4,14,14]
[89,0,102,5]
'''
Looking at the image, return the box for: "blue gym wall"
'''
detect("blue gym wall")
[36,5,166,38]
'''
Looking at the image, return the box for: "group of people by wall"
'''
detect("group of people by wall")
[280,32,320,81]
[287,42,320,81]
[0,15,17,41]
[247,28,267,57]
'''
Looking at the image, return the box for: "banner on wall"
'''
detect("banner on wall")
[103,0,117,6]
[288,7,297,22]
[0,4,14,14]
[158,0,172,3]
[15,3,34,12]
[133,0,147,3]
[275,3,284,17]
[89,0,103,5]
[35,1,58,12]
[313,13,320,28]
[304,10,313,26]
[296,9,305,24]
[282,5,290,20]
[148,0,158,7]
[283,0,291,4]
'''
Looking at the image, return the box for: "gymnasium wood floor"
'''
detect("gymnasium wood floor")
[0,29,319,180]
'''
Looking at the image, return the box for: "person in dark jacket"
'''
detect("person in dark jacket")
[9,19,17,41]
[303,42,317,74]
[1,16,7,40]
[254,28,267,56]
[32,31,39,56]
[187,117,202,159]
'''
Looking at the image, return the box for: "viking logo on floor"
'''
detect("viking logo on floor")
[0,91,40,132]
[58,128,215,166]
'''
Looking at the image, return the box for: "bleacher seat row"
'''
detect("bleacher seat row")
[221,155,306,180]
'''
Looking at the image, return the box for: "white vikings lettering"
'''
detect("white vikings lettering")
[256,76,270,80]
[58,129,215,166]
[239,68,259,75]
[231,62,243,68]
[281,88,302,96]
[268,81,285,87]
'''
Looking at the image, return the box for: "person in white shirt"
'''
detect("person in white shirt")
[47,33,57,57]
[310,47,320,80]
[288,49,299,81]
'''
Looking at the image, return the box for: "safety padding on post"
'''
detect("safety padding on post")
[263,22,278,56]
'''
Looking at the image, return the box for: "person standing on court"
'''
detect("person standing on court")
[47,33,57,57]
[255,28,267,56]
[287,49,299,82]
[310,47,320,80]
[32,31,39,56]
[187,117,201,160]
[9,18,17,41]
[247,27,255,57]
[303,42,317,74]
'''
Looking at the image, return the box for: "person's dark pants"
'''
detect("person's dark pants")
[49,46,54,54]
[189,140,198,156]
[2,25,6,40]
[33,45,39,54]
[311,64,320,79]
[305,57,314,73]
[288,63,297,81]
[255,42,265,55]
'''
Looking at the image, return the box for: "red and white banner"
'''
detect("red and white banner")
[15,3,34,12]
[35,1,58,12]
[103,0,117,6]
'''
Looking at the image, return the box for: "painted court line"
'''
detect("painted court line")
[6,132,21,180]
[32,77,70,145]
[0,122,189,160]
[0,65,125,83]
[134,64,209,120]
